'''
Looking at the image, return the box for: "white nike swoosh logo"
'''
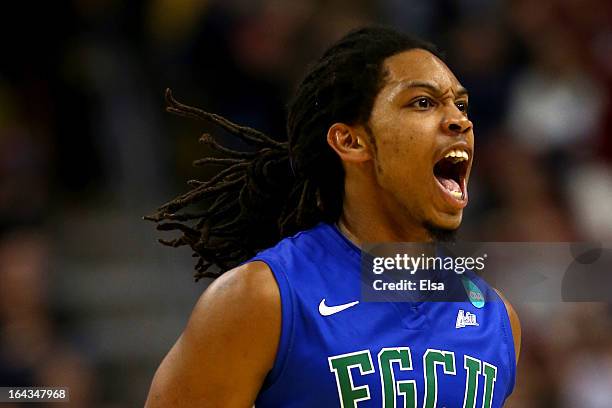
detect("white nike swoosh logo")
[318,299,360,316]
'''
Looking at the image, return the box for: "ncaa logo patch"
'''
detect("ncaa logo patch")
[461,276,485,309]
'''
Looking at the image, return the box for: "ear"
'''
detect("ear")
[326,123,372,163]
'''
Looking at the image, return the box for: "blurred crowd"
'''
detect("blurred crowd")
[1,0,611,406]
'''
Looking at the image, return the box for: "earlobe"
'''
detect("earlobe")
[326,123,371,163]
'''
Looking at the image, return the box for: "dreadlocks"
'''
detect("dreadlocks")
[146,26,441,281]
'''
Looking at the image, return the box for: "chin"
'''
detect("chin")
[433,211,463,229]
[424,222,460,243]
[424,213,462,242]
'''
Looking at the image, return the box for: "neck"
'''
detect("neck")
[338,175,433,245]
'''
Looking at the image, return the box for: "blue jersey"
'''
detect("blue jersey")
[252,223,516,408]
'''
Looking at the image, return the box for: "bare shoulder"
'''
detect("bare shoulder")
[145,261,281,407]
[186,260,280,334]
[494,288,521,364]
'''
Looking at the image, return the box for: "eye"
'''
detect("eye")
[456,101,469,113]
[410,97,436,110]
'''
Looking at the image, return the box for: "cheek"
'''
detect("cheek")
[375,119,436,178]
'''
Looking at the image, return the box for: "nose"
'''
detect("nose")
[441,110,472,135]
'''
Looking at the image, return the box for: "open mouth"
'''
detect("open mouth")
[433,148,469,204]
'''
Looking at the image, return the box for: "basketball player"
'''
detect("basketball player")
[144,26,520,407]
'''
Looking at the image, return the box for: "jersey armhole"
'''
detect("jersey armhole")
[470,273,517,400]
[494,290,517,400]
[250,255,295,391]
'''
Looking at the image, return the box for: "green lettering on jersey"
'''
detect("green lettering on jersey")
[328,350,375,408]
[377,347,416,408]
[328,348,501,408]
[482,361,498,408]
[423,349,456,408]
[463,355,482,408]
[397,380,417,408]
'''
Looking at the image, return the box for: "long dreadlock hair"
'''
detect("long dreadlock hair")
[145,26,441,281]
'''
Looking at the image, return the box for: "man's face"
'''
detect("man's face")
[366,48,474,232]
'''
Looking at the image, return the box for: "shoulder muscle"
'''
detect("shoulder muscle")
[145,261,280,407]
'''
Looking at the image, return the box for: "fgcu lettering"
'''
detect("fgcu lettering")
[252,223,516,407]
[328,348,497,408]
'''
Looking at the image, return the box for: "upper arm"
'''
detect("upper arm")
[494,289,521,364]
[145,261,281,407]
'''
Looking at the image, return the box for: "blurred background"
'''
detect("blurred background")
[1,0,611,406]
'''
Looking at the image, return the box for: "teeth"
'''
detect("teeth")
[444,149,469,163]
[450,191,463,199]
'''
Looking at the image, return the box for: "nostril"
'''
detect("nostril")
[448,123,462,132]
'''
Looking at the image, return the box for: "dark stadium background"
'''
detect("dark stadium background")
[1,0,611,406]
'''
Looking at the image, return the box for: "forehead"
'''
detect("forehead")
[380,48,462,93]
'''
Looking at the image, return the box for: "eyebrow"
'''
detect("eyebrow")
[390,80,469,98]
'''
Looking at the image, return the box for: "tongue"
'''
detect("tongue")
[437,177,461,193]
